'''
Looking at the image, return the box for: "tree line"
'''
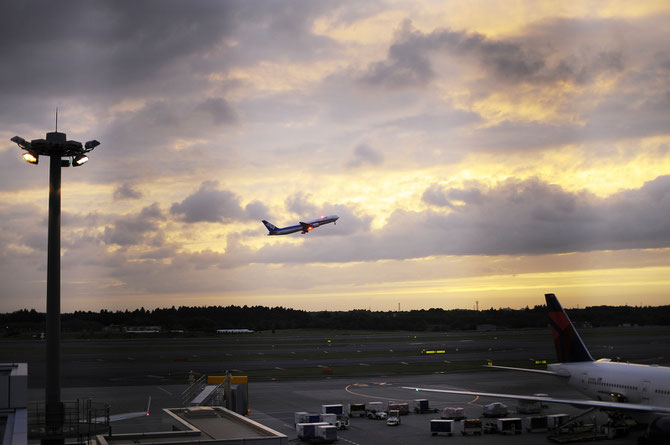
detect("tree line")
[2,303,670,337]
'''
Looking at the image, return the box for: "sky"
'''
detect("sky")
[1,0,670,312]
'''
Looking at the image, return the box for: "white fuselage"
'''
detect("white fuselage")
[551,360,670,412]
[268,215,339,235]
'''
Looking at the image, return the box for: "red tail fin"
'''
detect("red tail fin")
[545,293,593,363]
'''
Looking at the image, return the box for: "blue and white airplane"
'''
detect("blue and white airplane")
[262,215,339,235]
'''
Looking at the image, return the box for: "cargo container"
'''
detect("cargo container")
[517,399,542,414]
[316,425,338,443]
[497,417,522,435]
[524,415,548,433]
[295,412,321,426]
[547,413,569,429]
[296,422,329,439]
[348,403,366,417]
[366,401,385,412]
[321,413,337,425]
[388,401,410,415]
[462,418,483,436]
[431,419,457,436]
[441,407,465,419]
[413,399,437,414]
[322,404,344,415]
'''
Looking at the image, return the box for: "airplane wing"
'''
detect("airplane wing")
[402,387,670,414]
[485,364,570,376]
[95,396,151,423]
[299,222,314,232]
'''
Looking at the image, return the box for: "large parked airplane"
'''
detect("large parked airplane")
[262,215,339,235]
[404,294,670,425]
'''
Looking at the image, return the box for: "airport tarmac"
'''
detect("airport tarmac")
[15,326,669,443]
[29,371,644,444]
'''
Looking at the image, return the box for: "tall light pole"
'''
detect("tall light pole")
[11,130,100,445]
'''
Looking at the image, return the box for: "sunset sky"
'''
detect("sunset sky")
[1,1,670,312]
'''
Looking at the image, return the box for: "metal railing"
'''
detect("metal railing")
[28,398,111,441]
[181,374,208,405]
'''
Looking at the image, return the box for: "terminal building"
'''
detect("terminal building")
[0,363,27,445]
[96,407,287,445]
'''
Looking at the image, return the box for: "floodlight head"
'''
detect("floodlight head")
[11,136,31,150]
[84,140,100,151]
[72,154,89,166]
[22,151,39,165]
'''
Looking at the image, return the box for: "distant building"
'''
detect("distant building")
[216,329,254,334]
[124,326,161,333]
[476,324,497,332]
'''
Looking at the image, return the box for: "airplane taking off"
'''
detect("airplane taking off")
[262,215,339,235]
[404,293,670,423]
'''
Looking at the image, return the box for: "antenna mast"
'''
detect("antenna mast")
[55,107,58,132]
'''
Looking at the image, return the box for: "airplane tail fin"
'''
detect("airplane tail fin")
[262,220,277,233]
[545,293,594,363]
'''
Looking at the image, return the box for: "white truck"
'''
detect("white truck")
[366,401,387,420]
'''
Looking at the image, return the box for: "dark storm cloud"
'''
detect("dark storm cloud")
[103,202,164,246]
[194,98,238,126]
[422,183,486,208]
[0,0,234,98]
[226,1,338,65]
[73,98,241,186]
[113,183,143,200]
[0,0,337,129]
[345,143,384,168]
[170,181,266,223]
[414,176,670,256]
[360,18,626,89]
[472,88,670,151]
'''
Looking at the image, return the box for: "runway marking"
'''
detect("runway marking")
[400,361,409,365]
[345,384,408,402]
[345,383,481,405]
[339,438,361,445]
[467,395,482,406]
[359,363,370,366]
[157,386,173,395]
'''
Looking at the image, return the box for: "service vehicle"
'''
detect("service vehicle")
[386,410,401,426]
